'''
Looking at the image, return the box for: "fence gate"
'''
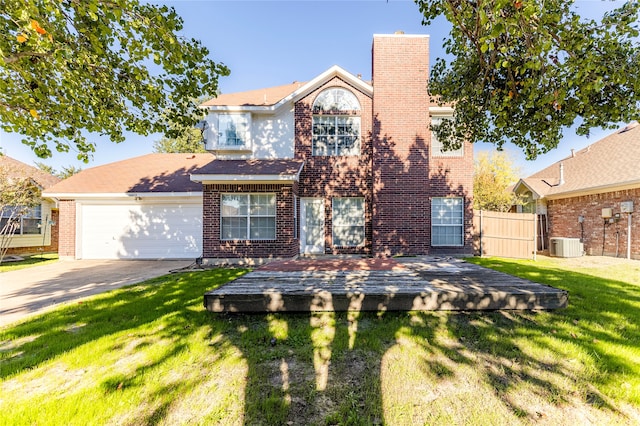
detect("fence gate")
[472,210,537,260]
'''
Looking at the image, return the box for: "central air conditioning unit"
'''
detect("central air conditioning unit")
[549,237,584,257]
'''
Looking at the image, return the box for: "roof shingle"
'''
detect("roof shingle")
[524,122,640,198]
[201,82,307,107]
[43,153,214,195]
[0,155,60,189]
[193,159,304,176]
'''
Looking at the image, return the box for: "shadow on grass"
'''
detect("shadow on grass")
[208,258,639,424]
[2,262,639,424]
[0,269,246,379]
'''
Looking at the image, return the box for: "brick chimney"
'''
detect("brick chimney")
[371,34,431,256]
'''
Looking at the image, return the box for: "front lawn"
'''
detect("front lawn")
[1,258,639,425]
[0,253,58,273]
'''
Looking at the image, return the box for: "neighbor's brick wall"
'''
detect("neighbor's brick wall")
[202,183,298,259]
[57,200,76,258]
[295,76,373,254]
[548,188,640,259]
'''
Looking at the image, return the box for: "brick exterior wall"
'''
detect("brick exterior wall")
[371,34,474,256]
[57,200,76,258]
[5,208,60,256]
[548,188,640,259]
[429,151,475,256]
[202,183,298,259]
[200,34,474,259]
[295,76,373,254]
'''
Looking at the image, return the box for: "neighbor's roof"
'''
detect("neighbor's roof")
[0,155,60,189]
[519,122,640,199]
[43,153,214,196]
[191,159,305,183]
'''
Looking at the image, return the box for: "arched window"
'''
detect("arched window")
[312,88,360,112]
[312,88,361,156]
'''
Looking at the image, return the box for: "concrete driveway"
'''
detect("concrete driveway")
[0,259,194,328]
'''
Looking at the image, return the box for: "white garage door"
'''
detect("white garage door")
[79,203,202,259]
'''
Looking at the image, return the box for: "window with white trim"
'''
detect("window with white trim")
[0,205,41,235]
[332,197,365,247]
[431,197,464,246]
[221,194,276,240]
[217,113,250,148]
[312,88,361,156]
[431,116,463,157]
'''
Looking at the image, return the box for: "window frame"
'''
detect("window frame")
[431,197,464,247]
[431,115,464,158]
[332,197,365,248]
[312,87,361,157]
[220,193,276,241]
[0,205,42,235]
[216,113,251,149]
[312,115,361,156]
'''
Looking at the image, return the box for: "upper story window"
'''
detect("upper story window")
[313,88,361,112]
[312,88,361,156]
[218,113,251,148]
[431,116,464,157]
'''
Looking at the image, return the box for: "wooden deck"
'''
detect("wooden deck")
[204,257,568,313]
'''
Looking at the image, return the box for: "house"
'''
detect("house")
[43,154,211,260]
[0,155,60,255]
[512,122,640,259]
[43,33,474,261]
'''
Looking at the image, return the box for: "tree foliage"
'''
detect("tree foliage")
[473,151,521,212]
[153,128,207,153]
[35,161,81,179]
[417,0,640,159]
[1,0,229,162]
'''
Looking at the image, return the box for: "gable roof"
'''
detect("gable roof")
[200,65,373,112]
[0,155,60,189]
[516,122,640,200]
[201,82,307,107]
[43,153,214,197]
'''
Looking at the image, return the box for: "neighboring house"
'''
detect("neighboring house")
[0,155,60,255]
[512,122,640,259]
[44,33,474,261]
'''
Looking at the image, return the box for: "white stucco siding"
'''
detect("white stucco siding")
[203,108,294,159]
[251,108,295,158]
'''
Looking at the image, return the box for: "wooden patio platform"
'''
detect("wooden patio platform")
[204,257,568,313]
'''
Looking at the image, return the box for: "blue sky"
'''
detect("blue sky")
[0,0,625,176]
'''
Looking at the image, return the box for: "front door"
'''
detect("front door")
[300,198,325,254]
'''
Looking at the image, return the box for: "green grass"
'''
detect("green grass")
[1,258,639,425]
[0,253,58,272]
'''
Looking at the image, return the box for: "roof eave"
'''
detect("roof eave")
[190,174,300,184]
[513,179,544,199]
[546,179,640,200]
[202,65,374,114]
[42,192,203,199]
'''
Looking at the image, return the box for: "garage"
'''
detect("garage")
[78,201,202,260]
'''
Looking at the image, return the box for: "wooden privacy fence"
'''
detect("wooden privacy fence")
[472,210,537,260]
